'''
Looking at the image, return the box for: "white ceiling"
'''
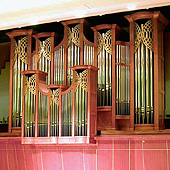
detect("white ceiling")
[0,0,169,30]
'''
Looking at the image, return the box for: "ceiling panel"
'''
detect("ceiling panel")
[0,0,169,30]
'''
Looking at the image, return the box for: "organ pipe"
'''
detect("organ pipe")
[116,45,130,115]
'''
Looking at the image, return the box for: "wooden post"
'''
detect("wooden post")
[48,91,51,137]
[35,73,39,137]
[111,25,116,130]
[8,37,14,133]
[51,33,55,85]
[129,20,135,130]
[80,20,84,65]
[59,88,62,137]
[63,22,68,86]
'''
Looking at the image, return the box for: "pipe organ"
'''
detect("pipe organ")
[125,11,168,130]
[21,66,97,144]
[7,30,33,133]
[6,11,169,142]
[92,25,130,130]
[54,46,64,85]
[96,29,112,107]
[116,44,130,116]
[134,20,154,125]
[33,33,55,85]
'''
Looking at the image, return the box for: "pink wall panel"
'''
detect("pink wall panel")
[62,150,84,170]
[15,150,26,170]
[143,140,166,149]
[0,136,170,170]
[97,140,113,149]
[24,149,35,170]
[130,151,143,170]
[0,140,7,149]
[144,150,168,170]
[7,150,18,170]
[130,140,142,149]
[42,150,62,170]
[114,150,129,170]
[97,150,112,170]
[84,150,96,170]
[114,140,129,149]
[32,149,43,170]
[0,150,8,170]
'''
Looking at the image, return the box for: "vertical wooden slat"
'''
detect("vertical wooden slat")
[35,73,38,137]
[84,90,87,136]
[27,30,32,70]
[93,29,98,67]
[35,38,39,70]
[48,92,50,137]
[8,37,14,132]
[63,23,68,85]
[59,88,62,137]
[72,77,75,137]
[129,21,135,129]
[51,33,55,84]
[153,17,159,130]
[82,88,85,136]
[150,51,153,124]
[112,26,116,129]
[22,75,25,137]
[87,69,90,138]
[80,20,84,65]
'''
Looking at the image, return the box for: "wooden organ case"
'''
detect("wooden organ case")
[125,11,169,131]
[92,24,130,130]
[6,11,169,143]
[21,66,98,144]
[6,29,34,134]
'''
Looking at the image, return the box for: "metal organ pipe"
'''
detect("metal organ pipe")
[67,41,80,86]
[54,45,64,85]
[13,37,28,128]
[116,45,130,115]
[97,31,112,106]
[134,20,154,124]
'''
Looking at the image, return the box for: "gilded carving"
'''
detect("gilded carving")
[134,20,153,52]
[67,24,80,47]
[97,29,112,55]
[75,69,88,92]
[50,89,59,106]
[24,74,36,95]
[13,36,28,64]
[38,37,52,61]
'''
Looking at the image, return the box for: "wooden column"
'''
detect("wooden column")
[129,20,135,130]
[62,22,68,86]
[8,37,14,133]
[51,33,55,85]
[111,25,116,129]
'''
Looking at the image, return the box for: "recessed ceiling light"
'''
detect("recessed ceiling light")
[127,4,136,10]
